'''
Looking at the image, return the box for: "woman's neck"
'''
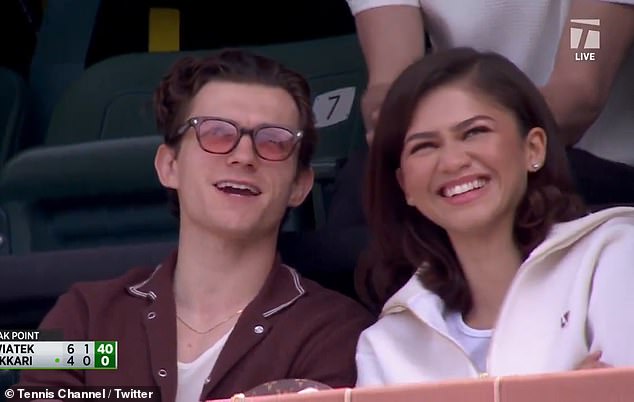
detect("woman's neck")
[448,224,522,329]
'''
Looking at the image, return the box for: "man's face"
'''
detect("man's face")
[155,81,314,240]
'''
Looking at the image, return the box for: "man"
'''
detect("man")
[18,49,373,402]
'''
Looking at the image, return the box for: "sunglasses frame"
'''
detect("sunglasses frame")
[175,116,303,161]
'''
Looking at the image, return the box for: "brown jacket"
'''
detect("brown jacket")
[19,252,374,401]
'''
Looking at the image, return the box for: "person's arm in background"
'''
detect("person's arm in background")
[541,0,634,146]
[348,2,425,143]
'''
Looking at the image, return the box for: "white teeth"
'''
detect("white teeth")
[443,179,487,197]
[215,181,261,195]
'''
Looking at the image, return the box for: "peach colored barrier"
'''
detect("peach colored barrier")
[209,368,634,402]
[499,368,634,402]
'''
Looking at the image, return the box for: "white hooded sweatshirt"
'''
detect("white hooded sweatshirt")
[356,207,634,386]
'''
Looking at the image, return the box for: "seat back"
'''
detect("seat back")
[0,370,18,399]
[0,35,367,254]
[46,34,367,160]
[0,67,27,170]
[29,0,356,144]
[28,0,101,145]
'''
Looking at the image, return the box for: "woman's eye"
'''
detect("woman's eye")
[465,126,490,138]
[410,142,436,154]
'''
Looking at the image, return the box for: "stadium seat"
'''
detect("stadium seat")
[0,67,27,256]
[28,0,101,146]
[0,67,27,171]
[28,0,356,146]
[0,35,367,255]
[0,241,175,329]
[0,370,18,400]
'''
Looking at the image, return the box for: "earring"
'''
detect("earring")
[531,162,541,171]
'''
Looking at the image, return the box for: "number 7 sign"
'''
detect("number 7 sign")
[313,87,356,128]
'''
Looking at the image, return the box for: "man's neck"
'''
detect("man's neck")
[173,223,278,317]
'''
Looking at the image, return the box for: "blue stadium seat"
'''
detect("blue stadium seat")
[0,35,367,255]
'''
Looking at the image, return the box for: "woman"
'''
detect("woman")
[356,47,634,386]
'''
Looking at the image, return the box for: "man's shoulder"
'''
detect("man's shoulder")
[288,268,375,323]
[62,265,159,308]
[37,264,162,337]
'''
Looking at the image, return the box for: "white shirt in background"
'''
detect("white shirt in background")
[347,0,634,165]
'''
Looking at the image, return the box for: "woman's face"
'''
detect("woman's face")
[397,83,546,237]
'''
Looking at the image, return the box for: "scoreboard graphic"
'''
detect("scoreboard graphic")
[0,330,117,370]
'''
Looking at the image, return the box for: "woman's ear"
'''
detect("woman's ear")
[524,127,547,172]
[396,168,414,206]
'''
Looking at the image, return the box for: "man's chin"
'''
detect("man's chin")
[211,220,280,241]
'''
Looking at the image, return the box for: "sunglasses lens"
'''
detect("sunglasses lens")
[198,119,239,153]
[254,127,297,160]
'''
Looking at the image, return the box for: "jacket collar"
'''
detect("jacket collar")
[125,249,308,398]
[382,271,449,335]
[381,207,634,336]
[203,258,307,394]
[526,206,634,265]
[255,256,306,318]
[127,251,306,318]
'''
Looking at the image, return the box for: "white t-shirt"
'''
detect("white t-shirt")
[445,312,493,373]
[175,331,232,402]
[347,0,634,165]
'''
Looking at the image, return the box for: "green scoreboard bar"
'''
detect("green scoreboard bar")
[0,341,118,370]
[94,341,117,369]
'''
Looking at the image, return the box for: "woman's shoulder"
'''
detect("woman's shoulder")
[575,206,634,225]
[593,206,634,228]
[526,206,634,267]
[543,206,634,248]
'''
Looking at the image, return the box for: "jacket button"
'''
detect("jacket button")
[147,312,157,320]
[205,377,211,384]
[158,369,167,377]
[254,325,264,334]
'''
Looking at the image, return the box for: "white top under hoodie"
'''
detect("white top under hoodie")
[356,207,634,387]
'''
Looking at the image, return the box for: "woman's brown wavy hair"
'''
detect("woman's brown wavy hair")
[358,48,587,314]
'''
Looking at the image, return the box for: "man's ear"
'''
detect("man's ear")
[288,167,314,208]
[155,144,179,189]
